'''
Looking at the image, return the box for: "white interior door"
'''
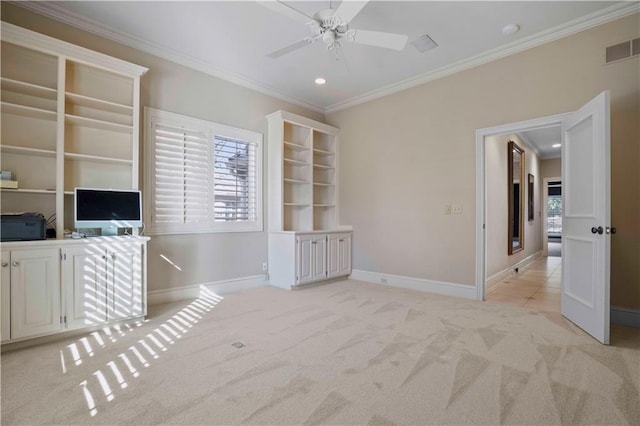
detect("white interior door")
[561,91,610,344]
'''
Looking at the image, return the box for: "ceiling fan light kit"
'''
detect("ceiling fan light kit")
[265,0,409,58]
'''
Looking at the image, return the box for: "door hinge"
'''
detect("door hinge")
[64,315,67,324]
[61,253,66,261]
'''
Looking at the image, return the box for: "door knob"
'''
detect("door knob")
[11,261,19,267]
[591,226,603,235]
[1,262,8,267]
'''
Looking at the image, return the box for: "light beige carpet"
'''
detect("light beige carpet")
[1,279,639,425]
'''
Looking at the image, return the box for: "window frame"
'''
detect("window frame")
[144,107,263,235]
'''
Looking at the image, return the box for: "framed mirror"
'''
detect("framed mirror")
[508,141,525,254]
[528,173,534,221]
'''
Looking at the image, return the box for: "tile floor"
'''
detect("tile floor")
[487,256,561,312]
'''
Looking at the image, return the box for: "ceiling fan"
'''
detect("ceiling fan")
[261,0,409,58]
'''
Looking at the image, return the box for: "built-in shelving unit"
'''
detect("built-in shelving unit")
[267,111,352,289]
[268,111,343,232]
[0,23,147,237]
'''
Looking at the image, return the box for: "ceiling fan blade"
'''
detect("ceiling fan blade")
[267,38,314,58]
[346,29,408,51]
[334,0,369,24]
[258,1,316,24]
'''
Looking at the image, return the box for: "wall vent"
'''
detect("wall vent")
[605,38,640,64]
[632,38,640,57]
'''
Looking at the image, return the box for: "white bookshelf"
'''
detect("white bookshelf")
[0,23,147,237]
[267,111,352,289]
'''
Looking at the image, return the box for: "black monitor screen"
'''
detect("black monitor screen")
[76,189,141,221]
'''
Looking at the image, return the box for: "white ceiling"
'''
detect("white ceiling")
[16,1,636,113]
[518,126,562,159]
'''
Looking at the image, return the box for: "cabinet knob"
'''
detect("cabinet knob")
[11,261,19,267]
[102,255,107,260]
[1,262,8,267]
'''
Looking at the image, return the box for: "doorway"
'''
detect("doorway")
[545,179,562,257]
[476,91,612,344]
[481,125,562,313]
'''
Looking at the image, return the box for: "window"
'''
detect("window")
[144,108,262,234]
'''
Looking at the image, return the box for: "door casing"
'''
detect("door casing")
[475,112,571,301]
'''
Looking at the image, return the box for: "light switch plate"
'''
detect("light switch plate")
[444,204,451,215]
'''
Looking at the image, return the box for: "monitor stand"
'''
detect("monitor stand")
[101,225,118,237]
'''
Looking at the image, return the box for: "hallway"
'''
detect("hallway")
[487,256,561,312]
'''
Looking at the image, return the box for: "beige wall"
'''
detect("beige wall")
[541,158,562,179]
[4,5,638,309]
[486,135,542,278]
[1,4,323,292]
[327,14,639,308]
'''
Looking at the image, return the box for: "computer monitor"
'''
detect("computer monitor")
[74,188,142,236]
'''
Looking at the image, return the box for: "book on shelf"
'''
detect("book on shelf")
[1,171,14,181]
[0,180,18,189]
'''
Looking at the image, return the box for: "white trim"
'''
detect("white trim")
[9,1,324,114]
[324,2,639,113]
[148,275,265,305]
[476,112,572,302]
[611,306,640,329]
[350,270,476,300]
[0,22,147,77]
[10,1,637,115]
[487,251,543,288]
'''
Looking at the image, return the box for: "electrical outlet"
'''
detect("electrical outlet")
[452,204,463,215]
[444,204,451,215]
[262,262,268,272]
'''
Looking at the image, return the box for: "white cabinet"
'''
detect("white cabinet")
[0,23,147,237]
[63,240,143,330]
[328,232,352,279]
[1,237,148,345]
[1,252,10,342]
[270,231,351,289]
[296,234,328,285]
[1,248,61,340]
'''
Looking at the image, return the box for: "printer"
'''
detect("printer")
[1,212,47,242]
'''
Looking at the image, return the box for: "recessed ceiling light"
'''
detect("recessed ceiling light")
[502,24,520,36]
[315,77,326,85]
[552,143,561,148]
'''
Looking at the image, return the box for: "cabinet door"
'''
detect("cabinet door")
[107,243,143,320]
[1,251,11,342]
[296,235,314,285]
[10,248,61,340]
[63,247,108,330]
[327,233,341,278]
[311,235,327,282]
[338,233,352,276]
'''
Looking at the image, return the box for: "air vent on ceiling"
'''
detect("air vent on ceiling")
[605,38,640,63]
[410,34,438,53]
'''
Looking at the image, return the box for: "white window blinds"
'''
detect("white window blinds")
[145,108,262,235]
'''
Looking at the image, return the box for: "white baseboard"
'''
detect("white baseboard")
[487,251,543,288]
[611,306,640,328]
[350,269,476,300]
[148,275,266,305]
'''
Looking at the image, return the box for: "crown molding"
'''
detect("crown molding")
[10,1,638,116]
[10,1,325,115]
[324,2,640,114]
